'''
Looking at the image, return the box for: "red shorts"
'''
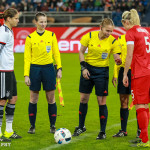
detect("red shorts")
[131,75,150,105]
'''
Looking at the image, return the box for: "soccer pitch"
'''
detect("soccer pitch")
[0,53,148,150]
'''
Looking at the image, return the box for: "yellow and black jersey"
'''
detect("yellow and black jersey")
[113,34,130,78]
[80,31,121,67]
[24,30,62,76]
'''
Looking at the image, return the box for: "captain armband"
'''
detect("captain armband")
[80,61,87,71]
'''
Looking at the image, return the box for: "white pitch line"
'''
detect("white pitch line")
[40,118,136,150]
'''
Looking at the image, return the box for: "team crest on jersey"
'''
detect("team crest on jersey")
[101,52,108,59]
[97,44,101,47]
[46,46,51,53]
[40,40,44,43]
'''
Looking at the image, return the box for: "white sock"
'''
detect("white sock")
[0,127,2,135]
[6,122,13,133]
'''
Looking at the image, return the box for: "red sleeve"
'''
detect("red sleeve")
[125,29,135,42]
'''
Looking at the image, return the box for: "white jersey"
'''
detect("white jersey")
[0,24,14,71]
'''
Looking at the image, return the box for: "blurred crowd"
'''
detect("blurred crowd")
[0,0,148,15]
[0,0,149,26]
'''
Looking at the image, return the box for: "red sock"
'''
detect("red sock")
[136,108,149,143]
[146,108,150,124]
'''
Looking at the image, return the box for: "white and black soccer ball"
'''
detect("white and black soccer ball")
[54,128,72,144]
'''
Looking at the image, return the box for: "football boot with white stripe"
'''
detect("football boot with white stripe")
[113,130,127,137]
[0,133,11,142]
[96,131,106,140]
[72,126,86,136]
[4,131,22,139]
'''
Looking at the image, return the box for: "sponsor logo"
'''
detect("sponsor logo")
[46,46,51,53]
[58,40,81,52]
[16,30,30,39]
[6,91,10,97]
[14,40,25,53]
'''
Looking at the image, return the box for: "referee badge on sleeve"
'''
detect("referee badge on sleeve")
[46,46,51,53]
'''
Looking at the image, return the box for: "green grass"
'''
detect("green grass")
[0,53,148,150]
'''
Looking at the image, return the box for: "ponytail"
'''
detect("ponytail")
[122,9,140,25]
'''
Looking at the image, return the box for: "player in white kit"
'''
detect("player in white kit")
[0,8,21,142]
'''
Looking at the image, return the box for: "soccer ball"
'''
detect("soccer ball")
[54,128,72,144]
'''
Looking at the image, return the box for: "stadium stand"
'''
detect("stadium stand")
[0,0,149,26]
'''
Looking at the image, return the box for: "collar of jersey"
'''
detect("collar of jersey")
[36,30,45,36]
[3,24,12,32]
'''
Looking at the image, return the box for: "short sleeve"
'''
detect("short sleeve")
[125,30,135,44]
[80,32,90,47]
[0,30,7,45]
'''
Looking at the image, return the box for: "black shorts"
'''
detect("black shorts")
[79,63,109,96]
[29,64,56,91]
[0,71,17,100]
[117,67,131,94]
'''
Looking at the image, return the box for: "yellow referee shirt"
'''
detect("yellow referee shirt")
[80,31,121,67]
[24,30,62,76]
[113,34,130,78]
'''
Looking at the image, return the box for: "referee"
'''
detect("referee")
[24,12,62,134]
[73,18,121,139]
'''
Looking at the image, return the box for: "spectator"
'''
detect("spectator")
[17,2,24,11]
[80,3,86,11]
[57,0,64,11]
[68,2,74,12]
[135,0,140,6]
[5,3,10,9]
[116,2,121,11]
[21,0,27,11]
[33,0,42,2]
[94,0,101,9]
[6,0,19,5]
[137,2,144,16]
[104,2,111,11]
[88,0,94,8]
[10,2,17,9]
[46,0,51,7]
[75,0,81,11]
[110,2,116,11]
[50,0,57,11]
[27,0,33,11]
[131,2,136,9]
[36,2,42,11]
[17,0,27,12]
[121,2,128,12]
[127,0,132,10]
[28,4,34,11]
[41,2,49,11]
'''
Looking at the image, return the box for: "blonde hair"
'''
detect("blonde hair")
[122,9,140,25]
[100,18,114,27]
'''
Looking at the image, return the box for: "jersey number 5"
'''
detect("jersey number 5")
[144,36,150,53]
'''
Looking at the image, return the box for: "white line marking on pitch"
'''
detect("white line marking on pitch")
[40,119,136,150]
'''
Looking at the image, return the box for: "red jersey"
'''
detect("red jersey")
[126,25,150,79]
